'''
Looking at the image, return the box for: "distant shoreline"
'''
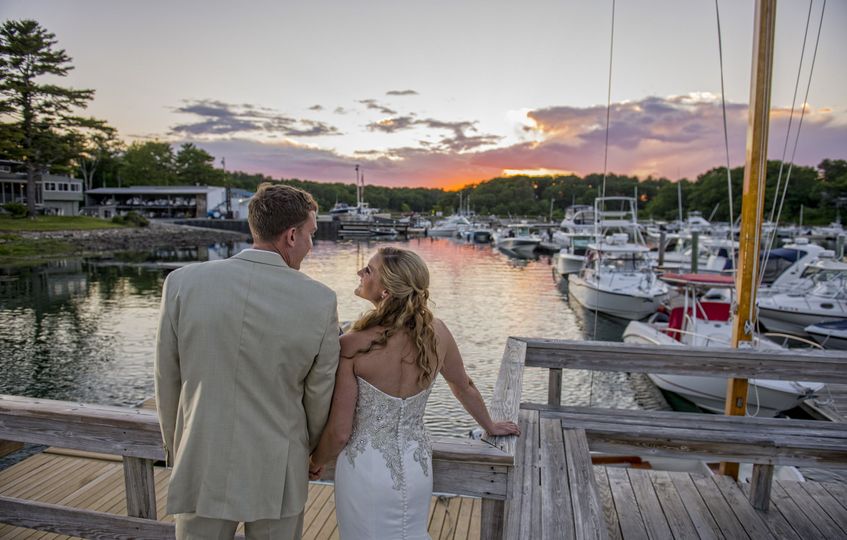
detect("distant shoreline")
[0,221,249,262]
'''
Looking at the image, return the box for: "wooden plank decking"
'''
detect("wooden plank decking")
[0,450,483,539]
[504,407,847,539]
[5,447,847,540]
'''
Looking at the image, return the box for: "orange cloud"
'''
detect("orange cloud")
[187,97,847,188]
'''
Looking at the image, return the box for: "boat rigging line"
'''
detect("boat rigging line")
[600,0,616,200]
[757,0,826,294]
[714,0,737,273]
[591,0,617,407]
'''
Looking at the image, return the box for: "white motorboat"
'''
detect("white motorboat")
[551,205,596,247]
[758,260,847,336]
[494,223,542,258]
[428,214,471,237]
[553,233,592,276]
[623,273,825,416]
[805,319,847,350]
[758,239,831,296]
[460,224,494,243]
[568,233,669,320]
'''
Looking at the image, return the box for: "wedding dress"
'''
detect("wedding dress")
[335,376,434,540]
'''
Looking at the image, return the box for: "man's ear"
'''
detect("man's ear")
[285,227,297,246]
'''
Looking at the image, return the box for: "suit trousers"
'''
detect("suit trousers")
[175,511,304,540]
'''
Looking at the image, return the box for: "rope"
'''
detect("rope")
[714,0,737,271]
[601,0,616,199]
[758,0,815,291]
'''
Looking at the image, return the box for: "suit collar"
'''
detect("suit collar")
[233,248,290,268]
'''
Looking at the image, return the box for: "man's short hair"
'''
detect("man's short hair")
[248,183,318,242]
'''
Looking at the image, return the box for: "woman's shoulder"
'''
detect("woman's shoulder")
[432,317,450,338]
[340,327,382,356]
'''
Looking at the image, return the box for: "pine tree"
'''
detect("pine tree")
[0,19,101,217]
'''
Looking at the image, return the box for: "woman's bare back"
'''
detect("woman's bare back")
[342,323,446,398]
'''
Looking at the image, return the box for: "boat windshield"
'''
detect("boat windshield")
[601,254,646,272]
[810,270,847,298]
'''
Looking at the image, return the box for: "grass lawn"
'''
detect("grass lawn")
[0,215,127,232]
[0,234,76,258]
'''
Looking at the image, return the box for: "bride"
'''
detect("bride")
[309,247,520,539]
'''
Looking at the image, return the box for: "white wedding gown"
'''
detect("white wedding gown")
[335,376,434,540]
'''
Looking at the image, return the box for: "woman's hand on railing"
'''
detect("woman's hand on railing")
[486,421,521,437]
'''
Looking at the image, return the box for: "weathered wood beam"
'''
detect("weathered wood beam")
[564,427,608,540]
[123,457,157,519]
[749,464,774,511]
[514,339,847,383]
[0,395,164,460]
[0,496,175,539]
[481,498,505,540]
[486,338,527,455]
[548,368,562,406]
[528,405,847,468]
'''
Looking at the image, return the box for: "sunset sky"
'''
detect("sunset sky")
[2,0,845,189]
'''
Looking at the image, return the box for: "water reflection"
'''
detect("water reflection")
[0,237,667,436]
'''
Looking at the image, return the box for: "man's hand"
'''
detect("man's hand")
[308,455,324,481]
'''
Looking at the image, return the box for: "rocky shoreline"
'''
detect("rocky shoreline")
[12,221,250,253]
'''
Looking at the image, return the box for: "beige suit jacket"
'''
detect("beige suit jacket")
[155,249,340,522]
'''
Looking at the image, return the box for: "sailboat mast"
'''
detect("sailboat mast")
[721,0,777,478]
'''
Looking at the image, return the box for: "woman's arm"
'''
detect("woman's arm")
[310,339,359,472]
[437,320,520,437]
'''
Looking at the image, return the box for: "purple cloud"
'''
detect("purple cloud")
[171,99,340,137]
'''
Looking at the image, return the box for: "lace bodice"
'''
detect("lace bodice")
[344,376,433,491]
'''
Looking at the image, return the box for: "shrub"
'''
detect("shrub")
[2,202,28,218]
[112,211,149,227]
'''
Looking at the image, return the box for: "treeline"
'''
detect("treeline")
[53,136,847,224]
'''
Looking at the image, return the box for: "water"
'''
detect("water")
[0,238,667,437]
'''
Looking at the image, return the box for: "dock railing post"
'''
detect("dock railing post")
[690,230,699,273]
[481,498,506,540]
[485,338,528,538]
[548,368,562,406]
[749,463,774,511]
[123,456,157,519]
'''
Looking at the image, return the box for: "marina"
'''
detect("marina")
[1,0,846,535]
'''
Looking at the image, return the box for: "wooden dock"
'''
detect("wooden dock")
[2,338,847,538]
[505,408,847,539]
[3,443,847,539]
[0,450,482,539]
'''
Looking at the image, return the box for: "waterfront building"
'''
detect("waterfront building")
[0,159,84,216]
[84,185,251,219]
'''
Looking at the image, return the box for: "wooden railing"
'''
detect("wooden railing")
[0,394,513,539]
[500,337,847,513]
[8,339,838,537]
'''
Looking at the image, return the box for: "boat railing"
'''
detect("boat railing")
[761,331,824,349]
[0,394,513,538]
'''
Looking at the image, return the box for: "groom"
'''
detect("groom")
[155,183,340,539]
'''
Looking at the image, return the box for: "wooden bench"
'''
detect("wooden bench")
[504,337,847,513]
[504,409,608,540]
[524,402,847,507]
